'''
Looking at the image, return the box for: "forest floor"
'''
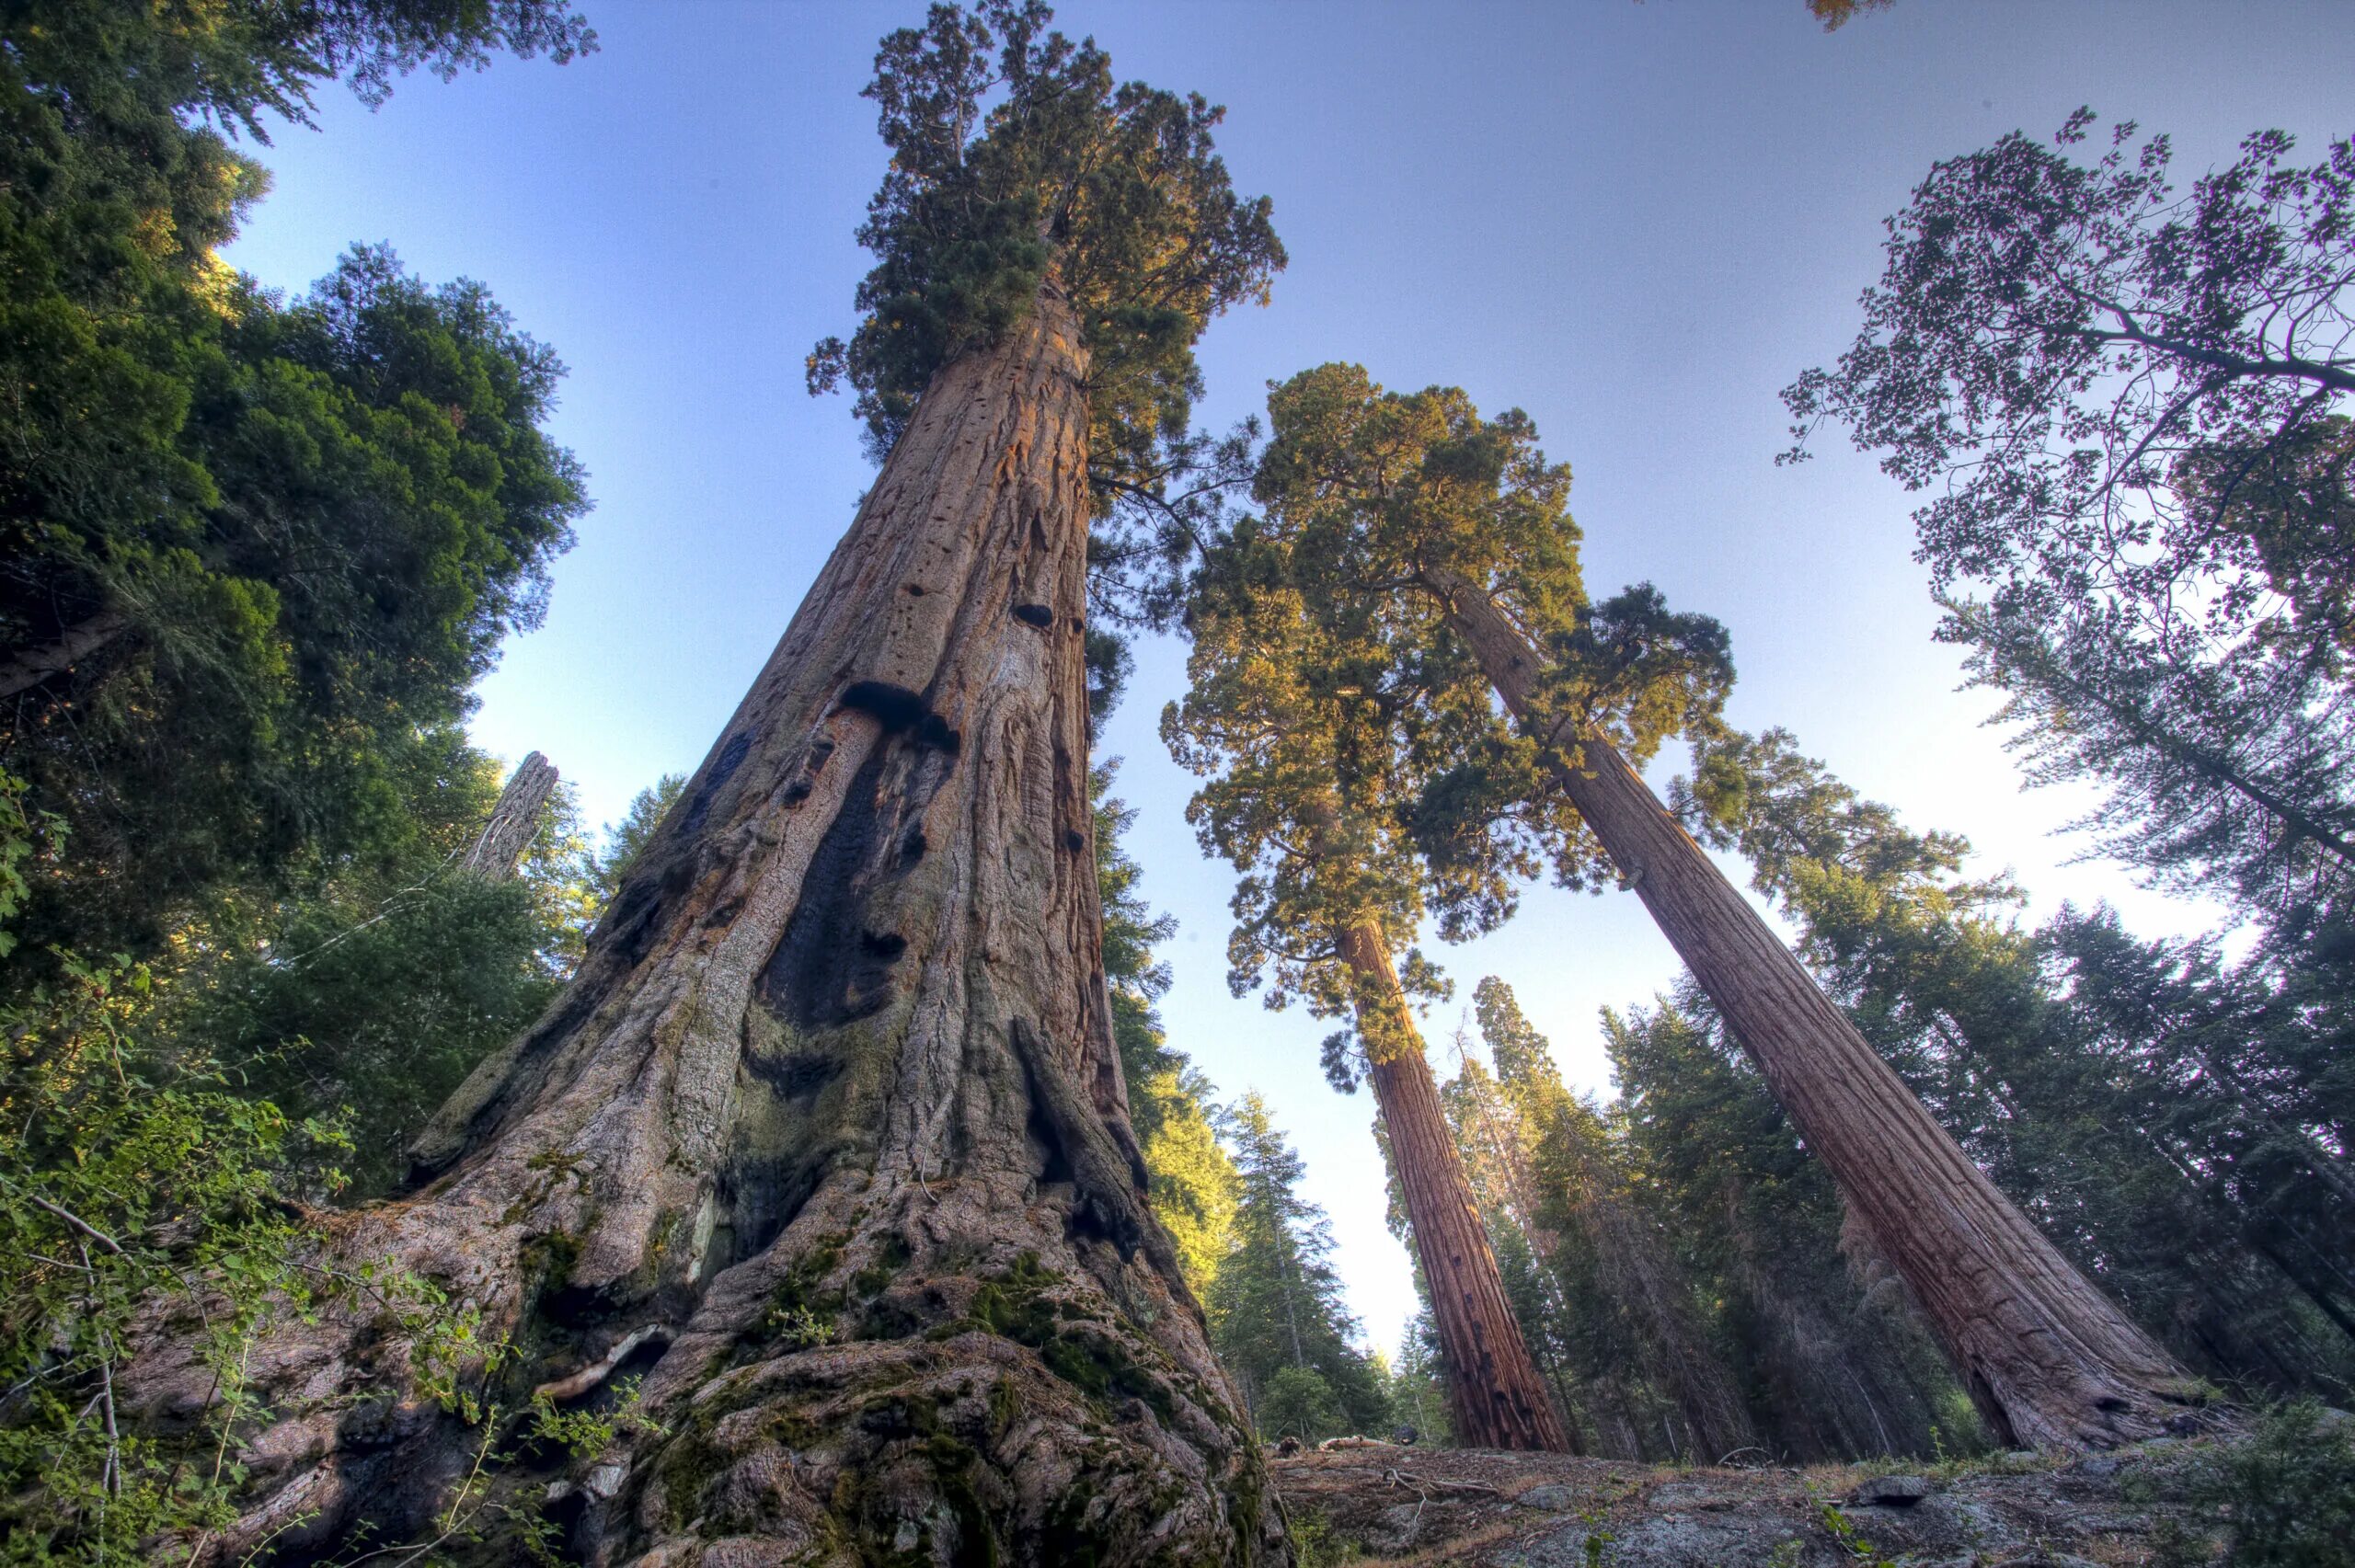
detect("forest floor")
[1268,1435,2224,1566]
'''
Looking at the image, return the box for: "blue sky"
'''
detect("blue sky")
[222,0,2354,1357]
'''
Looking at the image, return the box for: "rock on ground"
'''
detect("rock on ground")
[1269,1437,2219,1565]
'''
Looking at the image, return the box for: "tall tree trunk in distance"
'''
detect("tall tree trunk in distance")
[1338,922,1568,1452]
[129,280,1281,1565]
[460,750,558,881]
[1443,1053,1588,1452]
[1423,567,2199,1453]
[1566,1152,1756,1462]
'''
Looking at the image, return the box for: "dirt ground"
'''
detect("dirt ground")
[1267,1436,2219,1566]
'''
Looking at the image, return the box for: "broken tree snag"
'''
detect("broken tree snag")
[1338,922,1570,1454]
[1425,567,2201,1453]
[127,278,1277,1566]
[458,750,559,881]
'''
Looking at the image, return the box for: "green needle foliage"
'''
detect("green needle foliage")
[806,0,1283,516]
[1680,725,2355,1401]
[1166,364,1733,1087]
[1209,1092,1389,1441]
[1094,761,1238,1294]
[1245,365,1734,932]
[1,3,595,967]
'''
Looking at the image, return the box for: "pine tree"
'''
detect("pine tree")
[1097,764,1239,1295]
[1682,726,2355,1396]
[1209,1093,1387,1442]
[1243,362,2201,1451]
[1464,980,1756,1463]
[1604,993,1977,1461]
[125,6,1289,1558]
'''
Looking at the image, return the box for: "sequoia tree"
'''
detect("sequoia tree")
[1245,364,2203,1450]
[1165,544,1568,1452]
[126,6,1288,1561]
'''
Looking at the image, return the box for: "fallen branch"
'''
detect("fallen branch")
[532,1323,672,1404]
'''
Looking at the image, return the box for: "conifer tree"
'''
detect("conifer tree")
[1241,363,2201,1450]
[1166,548,1568,1451]
[1209,1093,1387,1442]
[1463,980,1755,1463]
[1683,727,2355,1395]
[126,6,1289,1558]
[1097,764,1239,1294]
[1604,993,1977,1461]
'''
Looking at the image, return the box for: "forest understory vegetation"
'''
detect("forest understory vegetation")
[0,1,2349,1563]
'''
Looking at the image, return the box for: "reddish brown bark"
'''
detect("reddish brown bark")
[1338,922,1568,1453]
[1424,567,2199,1453]
[128,282,1281,1563]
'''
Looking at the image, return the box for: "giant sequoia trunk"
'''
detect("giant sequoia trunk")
[130,281,1281,1565]
[1338,922,1568,1452]
[1422,569,2199,1453]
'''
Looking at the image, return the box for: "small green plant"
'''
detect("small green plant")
[2169,1401,2355,1567]
[1286,1505,1361,1568]
[529,1376,668,1459]
[767,1301,839,1350]
[1808,1490,1897,1567]
[1766,1539,1805,1568]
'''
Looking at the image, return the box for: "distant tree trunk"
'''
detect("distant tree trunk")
[1444,1059,1588,1451]
[459,750,558,881]
[1338,922,1568,1452]
[0,606,130,699]
[1422,567,2198,1453]
[1569,1161,1757,1461]
[129,280,1281,1564]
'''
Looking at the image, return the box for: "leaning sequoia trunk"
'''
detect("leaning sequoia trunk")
[1424,568,2198,1453]
[129,280,1281,1564]
[1338,923,1568,1452]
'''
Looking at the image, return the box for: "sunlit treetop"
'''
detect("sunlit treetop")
[1231,365,1734,918]
[807,0,1283,504]
[1165,368,1733,1086]
[1163,547,1492,1082]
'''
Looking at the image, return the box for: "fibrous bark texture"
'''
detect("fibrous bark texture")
[1338,923,1568,1453]
[129,283,1281,1566]
[461,750,558,881]
[1425,569,2198,1453]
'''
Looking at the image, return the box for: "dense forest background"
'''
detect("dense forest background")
[2,1,2352,1562]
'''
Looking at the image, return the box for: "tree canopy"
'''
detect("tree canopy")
[805,0,1282,509]
[1784,114,2355,916]
[0,1,594,964]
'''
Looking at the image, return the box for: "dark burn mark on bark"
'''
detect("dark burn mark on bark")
[742,1051,844,1101]
[760,743,902,1028]
[900,824,927,867]
[682,732,754,834]
[714,1150,835,1276]
[837,680,960,756]
[1063,829,1086,853]
[1012,602,1054,628]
